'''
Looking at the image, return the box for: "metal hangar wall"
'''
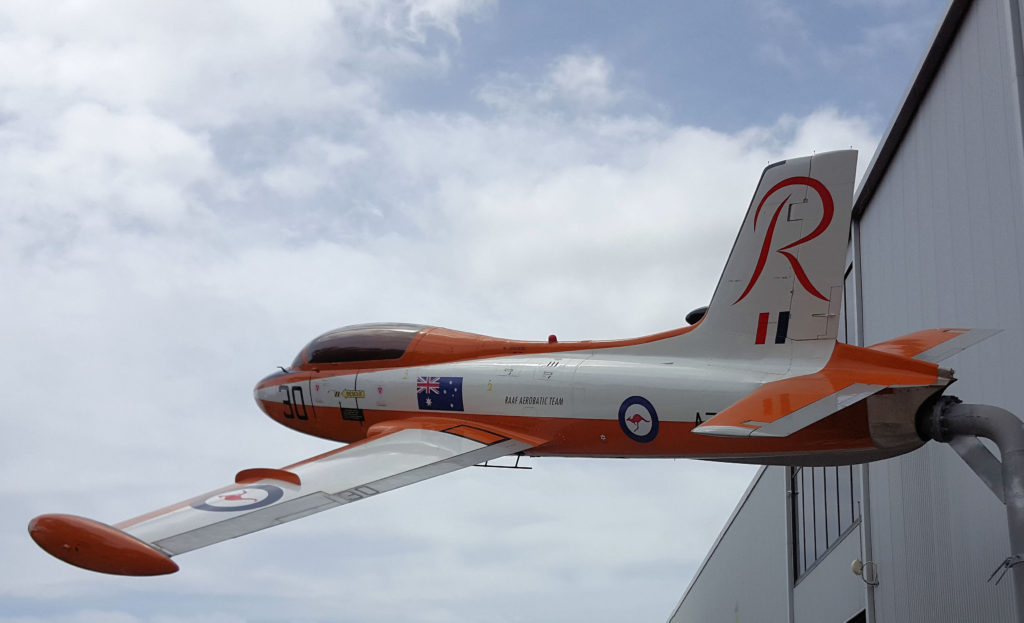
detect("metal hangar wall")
[669,0,1024,620]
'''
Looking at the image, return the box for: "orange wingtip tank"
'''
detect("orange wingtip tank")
[28,513,178,576]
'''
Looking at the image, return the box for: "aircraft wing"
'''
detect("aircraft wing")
[29,418,543,576]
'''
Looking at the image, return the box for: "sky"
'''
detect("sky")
[1,1,949,622]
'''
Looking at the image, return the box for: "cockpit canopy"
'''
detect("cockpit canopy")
[293,323,426,367]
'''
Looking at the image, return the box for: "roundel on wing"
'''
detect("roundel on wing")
[618,396,659,443]
[191,484,284,512]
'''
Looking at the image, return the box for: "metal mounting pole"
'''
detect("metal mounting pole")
[918,397,1024,622]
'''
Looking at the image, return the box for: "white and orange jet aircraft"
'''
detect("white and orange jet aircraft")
[30,149,995,576]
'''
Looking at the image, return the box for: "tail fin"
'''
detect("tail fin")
[693,150,857,360]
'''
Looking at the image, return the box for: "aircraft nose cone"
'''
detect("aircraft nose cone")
[253,370,289,418]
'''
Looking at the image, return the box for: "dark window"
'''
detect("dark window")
[792,465,861,580]
[798,469,815,573]
[838,465,854,534]
[801,467,813,573]
[813,466,827,558]
[293,323,426,366]
[793,487,805,576]
[825,467,839,546]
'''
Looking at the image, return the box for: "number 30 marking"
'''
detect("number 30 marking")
[279,385,310,420]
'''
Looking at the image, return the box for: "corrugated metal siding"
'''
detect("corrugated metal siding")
[668,467,791,623]
[855,0,1024,620]
[866,444,1012,621]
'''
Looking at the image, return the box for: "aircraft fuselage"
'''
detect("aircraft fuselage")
[254,325,940,466]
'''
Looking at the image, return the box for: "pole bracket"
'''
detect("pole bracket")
[990,555,1024,585]
[948,434,1005,503]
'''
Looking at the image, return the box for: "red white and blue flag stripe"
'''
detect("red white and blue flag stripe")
[755,311,790,345]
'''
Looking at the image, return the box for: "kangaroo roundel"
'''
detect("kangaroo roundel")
[619,396,659,443]
[191,484,284,512]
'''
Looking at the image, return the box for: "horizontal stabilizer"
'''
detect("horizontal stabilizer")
[692,341,949,439]
[694,382,883,438]
[693,374,884,438]
[867,328,1000,363]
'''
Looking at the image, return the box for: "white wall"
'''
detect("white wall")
[669,467,791,622]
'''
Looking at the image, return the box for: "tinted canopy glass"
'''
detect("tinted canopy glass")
[296,323,426,366]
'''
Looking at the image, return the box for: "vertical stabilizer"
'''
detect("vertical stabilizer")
[693,150,857,363]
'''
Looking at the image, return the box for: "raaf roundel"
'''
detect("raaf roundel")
[29,150,997,576]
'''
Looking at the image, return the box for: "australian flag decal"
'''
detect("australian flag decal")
[416,376,464,412]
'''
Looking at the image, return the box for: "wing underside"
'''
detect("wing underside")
[29,419,542,575]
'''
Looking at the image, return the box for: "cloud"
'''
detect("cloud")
[547,54,619,106]
[260,137,368,199]
[2,102,218,229]
[0,611,248,623]
[477,52,624,113]
[818,16,935,70]
[751,0,804,28]
[0,2,373,127]
[831,0,933,8]
[746,0,939,81]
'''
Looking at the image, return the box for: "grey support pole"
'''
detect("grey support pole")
[918,397,1024,622]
